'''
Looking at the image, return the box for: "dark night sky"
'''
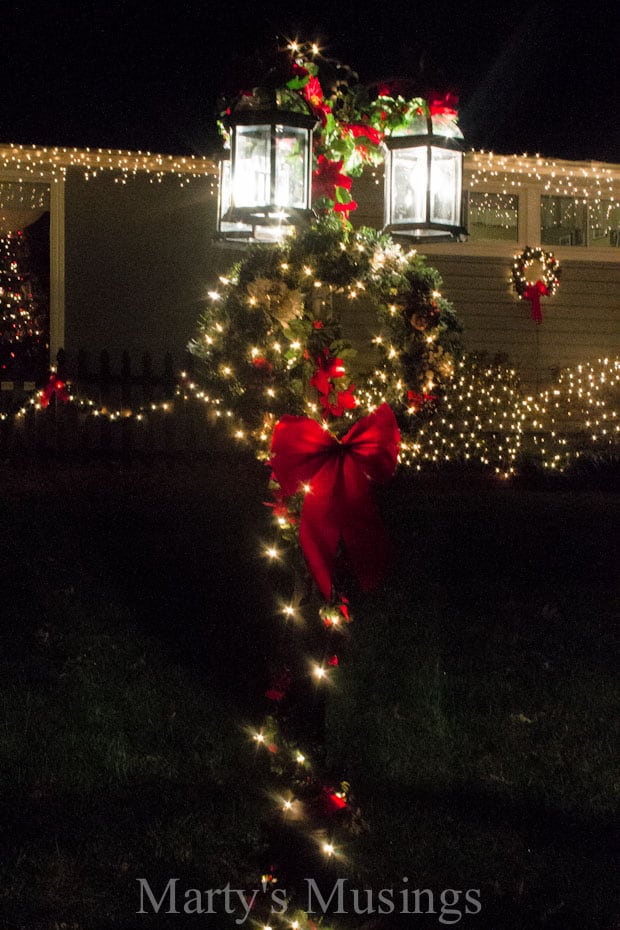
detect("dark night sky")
[2,0,618,163]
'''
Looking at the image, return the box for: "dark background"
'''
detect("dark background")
[1,0,618,163]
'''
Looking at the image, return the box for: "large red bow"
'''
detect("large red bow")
[524,279,548,324]
[270,403,400,598]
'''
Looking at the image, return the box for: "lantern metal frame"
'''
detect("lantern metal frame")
[217,87,317,244]
[383,108,467,242]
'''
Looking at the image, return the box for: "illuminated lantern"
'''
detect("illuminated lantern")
[383,97,466,240]
[217,85,317,243]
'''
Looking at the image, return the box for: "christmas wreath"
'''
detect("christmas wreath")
[511,245,561,323]
[189,217,461,460]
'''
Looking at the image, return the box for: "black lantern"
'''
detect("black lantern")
[217,86,317,243]
[383,100,466,240]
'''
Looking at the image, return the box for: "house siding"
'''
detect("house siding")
[352,168,620,389]
[53,153,619,388]
[63,168,228,367]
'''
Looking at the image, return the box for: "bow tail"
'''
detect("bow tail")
[525,281,547,324]
[299,478,343,600]
[340,457,392,593]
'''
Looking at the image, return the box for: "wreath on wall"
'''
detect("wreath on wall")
[511,245,561,323]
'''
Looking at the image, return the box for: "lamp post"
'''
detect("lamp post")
[383,98,466,240]
[217,86,317,243]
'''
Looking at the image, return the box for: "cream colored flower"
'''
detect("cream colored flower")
[247,278,303,328]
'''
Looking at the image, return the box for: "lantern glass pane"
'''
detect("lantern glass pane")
[430,113,464,140]
[392,107,427,137]
[274,125,308,209]
[233,125,270,209]
[219,158,231,219]
[391,147,427,225]
[429,147,461,226]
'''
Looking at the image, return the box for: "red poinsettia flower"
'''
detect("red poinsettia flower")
[312,155,352,202]
[342,123,383,146]
[321,595,351,627]
[265,668,293,702]
[334,198,358,217]
[292,61,309,78]
[428,92,459,117]
[264,486,297,524]
[304,75,323,107]
[252,356,273,374]
[407,390,437,411]
[320,785,347,815]
[336,384,357,410]
[336,596,350,622]
[310,351,346,396]
[303,76,331,125]
[320,384,357,418]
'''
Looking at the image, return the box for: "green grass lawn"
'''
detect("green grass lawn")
[0,456,618,929]
[326,479,619,929]
[0,456,275,929]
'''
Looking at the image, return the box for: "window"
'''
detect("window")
[541,195,587,246]
[466,192,518,241]
[541,195,620,247]
[589,199,620,247]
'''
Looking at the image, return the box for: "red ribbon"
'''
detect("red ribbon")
[270,403,400,598]
[524,279,548,324]
[40,374,70,408]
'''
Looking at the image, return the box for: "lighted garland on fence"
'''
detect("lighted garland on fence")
[0,371,175,432]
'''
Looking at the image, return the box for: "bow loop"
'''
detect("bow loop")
[270,404,400,597]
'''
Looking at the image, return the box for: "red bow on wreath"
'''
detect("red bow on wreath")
[270,404,400,598]
[524,279,549,324]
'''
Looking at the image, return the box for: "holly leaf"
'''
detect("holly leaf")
[287,76,309,90]
[334,185,353,205]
